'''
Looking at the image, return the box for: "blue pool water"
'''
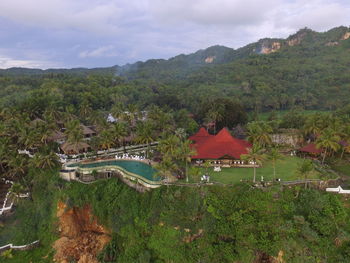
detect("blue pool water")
[67,160,160,181]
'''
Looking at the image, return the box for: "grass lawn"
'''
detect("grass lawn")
[331,160,350,177]
[195,156,321,184]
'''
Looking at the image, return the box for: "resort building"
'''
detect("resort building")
[81,125,97,139]
[190,127,252,167]
[298,143,322,157]
[60,142,91,155]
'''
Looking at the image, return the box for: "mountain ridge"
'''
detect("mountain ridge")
[1,26,349,77]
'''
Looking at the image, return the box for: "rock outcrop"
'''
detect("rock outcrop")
[204,56,216,63]
[53,202,111,263]
[341,32,350,40]
[260,42,281,54]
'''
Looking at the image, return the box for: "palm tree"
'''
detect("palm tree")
[303,114,323,139]
[242,145,265,183]
[31,151,59,169]
[110,122,128,148]
[99,130,114,151]
[65,120,84,150]
[206,107,224,134]
[246,121,272,148]
[79,100,92,121]
[177,140,196,182]
[7,154,28,179]
[340,125,350,159]
[316,128,341,164]
[155,155,178,182]
[297,159,314,189]
[135,122,155,158]
[158,135,180,158]
[267,147,283,181]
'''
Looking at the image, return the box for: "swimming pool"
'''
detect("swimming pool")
[67,160,161,182]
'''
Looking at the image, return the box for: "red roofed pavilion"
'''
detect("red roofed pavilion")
[299,143,322,155]
[189,127,213,145]
[190,127,252,167]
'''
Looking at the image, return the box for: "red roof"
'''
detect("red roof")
[189,127,213,145]
[191,128,252,159]
[299,143,322,154]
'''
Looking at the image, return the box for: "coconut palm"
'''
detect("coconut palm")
[65,120,84,150]
[297,159,314,189]
[31,151,59,169]
[242,145,265,183]
[158,135,180,158]
[303,114,323,139]
[316,128,341,164]
[177,140,196,182]
[246,121,272,148]
[135,122,155,158]
[206,107,224,134]
[340,125,350,159]
[110,122,128,148]
[155,155,178,182]
[99,130,114,151]
[7,154,28,179]
[79,100,92,121]
[267,147,283,181]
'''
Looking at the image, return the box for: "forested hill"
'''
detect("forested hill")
[1,26,350,111]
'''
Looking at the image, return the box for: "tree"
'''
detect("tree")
[242,145,265,183]
[177,140,196,182]
[110,122,128,148]
[206,107,224,134]
[246,121,273,148]
[155,155,177,182]
[158,135,180,158]
[135,122,155,158]
[316,128,341,164]
[31,151,59,169]
[267,147,283,181]
[99,129,114,151]
[65,120,84,151]
[297,159,314,189]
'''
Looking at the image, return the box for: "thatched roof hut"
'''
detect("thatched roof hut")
[60,142,90,155]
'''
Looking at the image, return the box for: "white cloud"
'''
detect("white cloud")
[0,0,122,34]
[0,55,57,69]
[149,0,280,26]
[274,0,350,32]
[79,45,118,58]
[0,0,350,68]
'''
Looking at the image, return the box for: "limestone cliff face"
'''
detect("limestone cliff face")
[341,32,350,40]
[53,202,111,263]
[204,56,216,63]
[286,30,309,46]
[261,42,281,54]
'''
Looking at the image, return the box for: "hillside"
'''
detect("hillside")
[1,26,350,113]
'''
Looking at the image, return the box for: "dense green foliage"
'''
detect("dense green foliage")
[3,175,350,262]
[1,27,350,116]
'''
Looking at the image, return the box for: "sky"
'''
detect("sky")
[0,0,349,69]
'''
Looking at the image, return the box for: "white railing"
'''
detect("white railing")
[0,179,29,216]
[0,240,39,252]
[326,186,350,194]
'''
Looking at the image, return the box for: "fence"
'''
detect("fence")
[326,186,350,194]
[0,240,40,253]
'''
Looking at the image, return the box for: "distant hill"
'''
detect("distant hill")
[1,26,350,111]
[1,26,349,79]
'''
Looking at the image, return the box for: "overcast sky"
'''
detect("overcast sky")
[0,0,349,69]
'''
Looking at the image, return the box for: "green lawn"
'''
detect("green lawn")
[195,156,321,184]
[331,160,350,177]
